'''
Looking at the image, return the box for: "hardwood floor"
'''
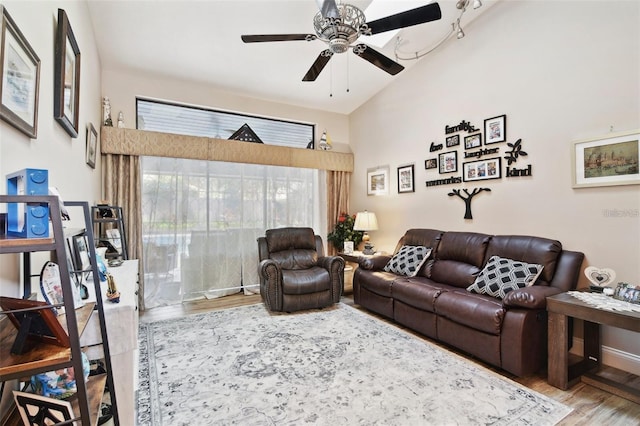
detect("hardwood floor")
[140,292,640,425]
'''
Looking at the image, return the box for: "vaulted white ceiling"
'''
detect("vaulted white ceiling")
[87,0,494,115]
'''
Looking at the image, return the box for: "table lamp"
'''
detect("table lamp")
[354,211,378,255]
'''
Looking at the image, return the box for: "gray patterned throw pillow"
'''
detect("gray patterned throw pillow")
[467,255,544,299]
[383,245,432,277]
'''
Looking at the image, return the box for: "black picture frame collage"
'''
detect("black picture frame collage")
[425,115,508,183]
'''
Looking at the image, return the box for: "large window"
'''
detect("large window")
[137,99,321,309]
[136,98,314,148]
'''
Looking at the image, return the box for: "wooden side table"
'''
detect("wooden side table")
[547,291,640,404]
[337,252,381,295]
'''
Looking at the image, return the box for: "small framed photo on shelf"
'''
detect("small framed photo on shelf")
[0,6,41,138]
[54,8,81,138]
[367,165,389,196]
[425,158,437,170]
[72,235,91,272]
[484,114,507,144]
[397,164,415,193]
[571,129,640,188]
[106,228,123,252]
[464,133,482,150]
[446,135,460,148]
[438,151,458,174]
[463,157,502,182]
[343,241,354,254]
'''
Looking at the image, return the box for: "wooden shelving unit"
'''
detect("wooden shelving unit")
[0,195,119,425]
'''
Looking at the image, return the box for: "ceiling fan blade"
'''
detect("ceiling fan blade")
[241,34,316,43]
[316,0,339,19]
[365,3,442,35]
[302,50,333,81]
[353,44,404,76]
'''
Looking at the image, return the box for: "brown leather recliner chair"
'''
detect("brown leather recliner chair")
[257,227,344,312]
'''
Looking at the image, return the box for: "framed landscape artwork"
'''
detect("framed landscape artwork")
[367,166,389,195]
[572,130,640,188]
[54,8,80,138]
[397,164,415,193]
[0,6,41,138]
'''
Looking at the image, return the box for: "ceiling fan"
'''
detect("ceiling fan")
[241,0,442,81]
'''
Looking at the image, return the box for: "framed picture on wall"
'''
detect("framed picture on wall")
[464,133,482,150]
[446,135,460,147]
[438,151,458,174]
[484,114,507,144]
[0,6,41,138]
[54,8,80,138]
[367,166,389,196]
[463,157,502,182]
[397,164,415,193]
[571,129,640,188]
[86,123,97,168]
[425,158,437,169]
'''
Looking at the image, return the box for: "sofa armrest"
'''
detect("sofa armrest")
[318,256,345,276]
[318,256,345,302]
[502,285,564,309]
[549,249,585,292]
[359,255,391,271]
[258,259,282,311]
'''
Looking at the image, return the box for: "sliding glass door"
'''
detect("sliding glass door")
[141,156,320,309]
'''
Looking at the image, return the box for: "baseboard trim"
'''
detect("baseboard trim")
[570,337,640,376]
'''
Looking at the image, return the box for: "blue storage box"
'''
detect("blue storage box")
[6,168,49,238]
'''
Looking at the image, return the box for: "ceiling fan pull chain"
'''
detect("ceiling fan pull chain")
[346,52,350,93]
[330,59,333,97]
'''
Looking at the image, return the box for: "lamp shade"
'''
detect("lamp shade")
[353,211,379,231]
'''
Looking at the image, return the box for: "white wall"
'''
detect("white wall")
[350,1,640,368]
[0,1,103,295]
[101,68,351,151]
[0,0,103,414]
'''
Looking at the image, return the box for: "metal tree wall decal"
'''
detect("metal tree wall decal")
[448,188,491,219]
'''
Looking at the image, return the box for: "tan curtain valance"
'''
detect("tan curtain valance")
[101,127,353,172]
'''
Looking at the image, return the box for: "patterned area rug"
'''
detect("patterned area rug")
[137,303,571,425]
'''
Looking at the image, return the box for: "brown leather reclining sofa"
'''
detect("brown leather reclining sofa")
[353,229,584,377]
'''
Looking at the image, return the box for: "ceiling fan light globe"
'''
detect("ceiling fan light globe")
[329,38,351,53]
[313,4,366,54]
